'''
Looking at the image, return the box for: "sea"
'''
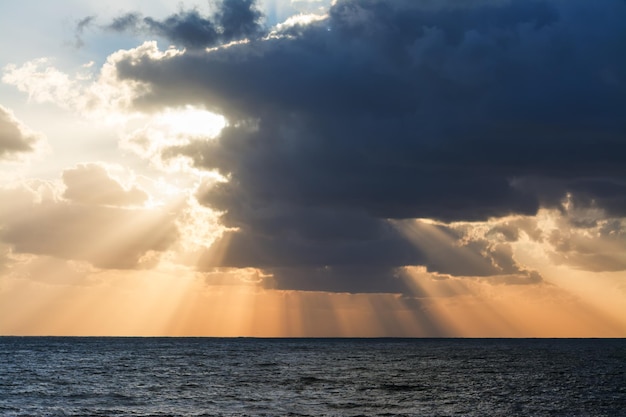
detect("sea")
[1,337,624,417]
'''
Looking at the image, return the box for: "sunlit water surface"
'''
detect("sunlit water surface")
[1,338,624,416]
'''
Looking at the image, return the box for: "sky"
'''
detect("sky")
[0,0,625,337]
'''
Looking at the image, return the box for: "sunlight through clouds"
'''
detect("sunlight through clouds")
[121,106,227,176]
[1,0,625,337]
[156,106,227,137]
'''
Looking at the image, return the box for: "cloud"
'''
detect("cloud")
[4,0,625,293]
[101,0,626,292]
[545,200,626,272]
[113,0,625,210]
[1,43,179,119]
[72,15,96,48]
[198,214,542,292]
[0,181,178,270]
[0,105,43,159]
[478,202,626,273]
[2,250,98,286]
[549,226,626,272]
[62,163,148,207]
[105,0,263,49]
[108,12,141,32]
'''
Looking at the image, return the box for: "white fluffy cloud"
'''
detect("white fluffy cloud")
[2,42,183,121]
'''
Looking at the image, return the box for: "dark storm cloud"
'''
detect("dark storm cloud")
[105,0,262,49]
[112,0,624,291]
[199,217,539,293]
[512,177,626,219]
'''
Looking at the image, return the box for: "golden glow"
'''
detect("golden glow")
[3,22,623,339]
[2,261,624,337]
[1,187,624,337]
[400,266,624,337]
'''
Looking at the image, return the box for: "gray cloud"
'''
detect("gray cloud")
[199,217,540,292]
[108,12,141,32]
[62,163,148,207]
[0,185,178,270]
[0,105,40,159]
[482,202,626,273]
[105,0,262,49]
[72,15,96,48]
[109,0,624,291]
[547,208,626,272]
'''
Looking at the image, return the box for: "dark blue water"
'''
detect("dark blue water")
[1,338,624,416]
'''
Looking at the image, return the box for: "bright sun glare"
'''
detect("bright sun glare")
[158,106,226,138]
